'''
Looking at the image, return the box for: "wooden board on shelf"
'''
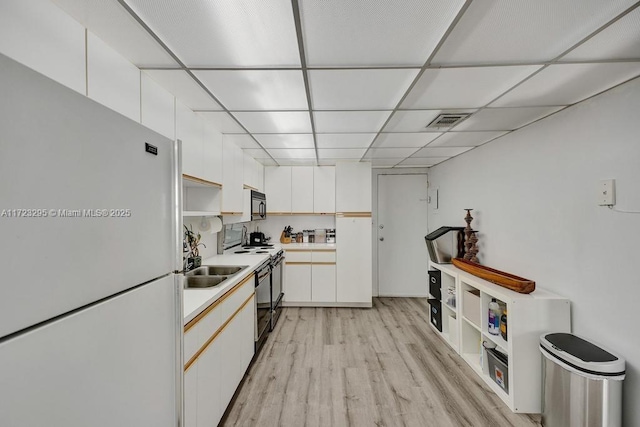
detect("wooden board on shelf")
[183,174,222,188]
[452,258,535,294]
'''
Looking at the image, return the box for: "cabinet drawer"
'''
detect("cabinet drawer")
[285,251,312,262]
[311,251,336,263]
[218,274,254,322]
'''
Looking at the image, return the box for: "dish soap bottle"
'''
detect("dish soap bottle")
[500,308,508,341]
[488,298,501,335]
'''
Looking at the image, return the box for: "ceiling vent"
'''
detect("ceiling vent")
[426,113,470,129]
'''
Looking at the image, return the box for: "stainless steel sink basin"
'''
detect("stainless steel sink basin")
[186,265,245,276]
[184,275,228,289]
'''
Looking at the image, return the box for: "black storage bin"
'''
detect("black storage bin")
[486,347,509,394]
[427,299,442,332]
[428,270,441,300]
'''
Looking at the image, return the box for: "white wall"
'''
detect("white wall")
[428,77,640,426]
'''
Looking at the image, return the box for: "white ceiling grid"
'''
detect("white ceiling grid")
[54,0,640,168]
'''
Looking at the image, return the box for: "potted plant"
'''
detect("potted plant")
[183,224,206,271]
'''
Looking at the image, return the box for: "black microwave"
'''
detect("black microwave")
[251,190,266,221]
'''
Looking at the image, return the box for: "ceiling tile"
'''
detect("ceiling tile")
[491,63,640,107]
[563,8,640,61]
[267,149,316,159]
[383,110,476,132]
[316,134,377,148]
[194,70,307,110]
[431,0,638,65]
[243,148,271,159]
[52,0,176,67]
[233,112,312,133]
[273,158,317,166]
[253,134,315,149]
[197,112,246,133]
[427,131,506,147]
[309,69,419,109]
[364,148,418,159]
[373,133,442,148]
[126,0,300,67]
[412,146,473,157]
[313,111,391,133]
[223,134,260,149]
[401,66,541,109]
[370,158,404,167]
[300,0,466,66]
[398,157,449,167]
[453,107,565,131]
[144,70,221,110]
[317,149,366,159]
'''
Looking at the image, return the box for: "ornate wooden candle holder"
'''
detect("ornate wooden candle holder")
[463,209,479,262]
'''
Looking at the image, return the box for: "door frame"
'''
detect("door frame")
[372,168,429,297]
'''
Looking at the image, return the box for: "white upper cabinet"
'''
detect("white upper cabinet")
[255,162,264,192]
[0,0,86,95]
[87,32,140,122]
[141,72,175,140]
[265,166,292,213]
[336,162,372,212]
[243,153,256,189]
[291,167,314,213]
[177,101,203,179]
[202,122,223,185]
[313,166,336,213]
[222,139,244,214]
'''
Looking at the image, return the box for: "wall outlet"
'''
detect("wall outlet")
[598,179,615,206]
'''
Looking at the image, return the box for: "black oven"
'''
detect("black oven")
[270,250,284,331]
[254,259,271,352]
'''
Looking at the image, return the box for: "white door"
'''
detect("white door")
[377,174,429,297]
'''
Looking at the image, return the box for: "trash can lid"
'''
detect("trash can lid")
[540,333,625,376]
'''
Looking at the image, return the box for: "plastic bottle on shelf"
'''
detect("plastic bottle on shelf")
[500,308,508,341]
[488,298,501,335]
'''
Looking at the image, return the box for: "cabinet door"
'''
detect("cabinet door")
[265,166,292,213]
[202,121,223,185]
[284,263,312,302]
[196,340,222,427]
[292,167,314,213]
[233,144,245,212]
[336,162,371,212]
[255,162,264,192]
[141,72,175,140]
[312,264,336,302]
[178,102,204,179]
[217,316,242,410]
[239,295,256,373]
[222,139,241,214]
[0,0,86,94]
[244,153,255,189]
[313,166,336,213]
[87,32,141,122]
[184,363,198,427]
[336,217,372,304]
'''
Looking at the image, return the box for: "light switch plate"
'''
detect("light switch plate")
[598,179,615,206]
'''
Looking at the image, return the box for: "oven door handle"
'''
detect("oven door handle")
[257,270,270,282]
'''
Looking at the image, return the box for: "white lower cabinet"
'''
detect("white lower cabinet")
[284,264,312,302]
[311,264,336,302]
[183,275,255,427]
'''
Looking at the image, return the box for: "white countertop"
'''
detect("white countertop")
[280,243,337,249]
[183,246,280,324]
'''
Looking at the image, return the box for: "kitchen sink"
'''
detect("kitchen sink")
[184,275,228,289]
[186,265,245,276]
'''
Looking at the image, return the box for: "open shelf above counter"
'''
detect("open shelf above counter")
[428,261,571,414]
[182,174,222,217]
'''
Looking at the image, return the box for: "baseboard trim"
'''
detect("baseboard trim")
[282,301,372,308]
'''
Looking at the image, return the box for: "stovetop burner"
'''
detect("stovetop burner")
[234,250,250,254]
[255,250,268,254]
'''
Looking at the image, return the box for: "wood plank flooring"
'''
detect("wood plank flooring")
[221,298,541,427]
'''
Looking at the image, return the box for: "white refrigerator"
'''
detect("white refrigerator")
[0,53,182,426]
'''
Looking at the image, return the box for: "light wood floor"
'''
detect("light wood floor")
[222,298,541,427]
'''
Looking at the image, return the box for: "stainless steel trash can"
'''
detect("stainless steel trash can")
[540,333,625,427]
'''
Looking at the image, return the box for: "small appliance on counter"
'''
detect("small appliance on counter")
[249,231,270,246]
[425,226,465,264]
[315,229,326,243]
[326,229,336,243]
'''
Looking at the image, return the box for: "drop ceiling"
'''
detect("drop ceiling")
[54,0,640,168]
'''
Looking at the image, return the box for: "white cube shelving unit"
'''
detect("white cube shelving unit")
[428,262,570,413]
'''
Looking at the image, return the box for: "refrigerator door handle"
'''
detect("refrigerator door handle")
[173,139,183,273]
